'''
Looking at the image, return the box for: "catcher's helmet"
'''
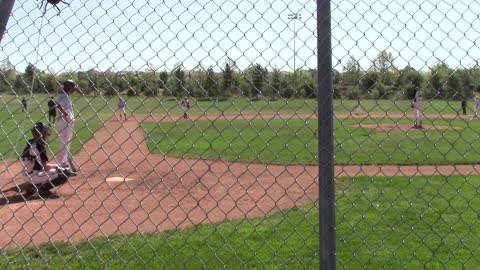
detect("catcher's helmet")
[62,79,76,93]
[31,122,51,138]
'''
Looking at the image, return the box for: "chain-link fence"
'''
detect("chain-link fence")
[1,0,479,268]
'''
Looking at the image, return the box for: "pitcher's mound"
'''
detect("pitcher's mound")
[353,123,461,133]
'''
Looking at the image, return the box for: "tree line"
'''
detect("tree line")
[1,51,480,101]
[0,59,316,100]
[336,51,480,101]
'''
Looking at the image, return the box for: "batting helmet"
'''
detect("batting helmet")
[31,122,51,138]
[62,79,76,93]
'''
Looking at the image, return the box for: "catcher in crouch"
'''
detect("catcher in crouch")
[20,122,73,198]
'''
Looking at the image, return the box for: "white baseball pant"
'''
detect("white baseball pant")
[55,119,74,166]
[414,104,423,122]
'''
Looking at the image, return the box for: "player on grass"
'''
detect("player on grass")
[181,96,190,119]
[461,98,467,116]
[117,97,127,121]
[47,95,57,124]
[354,97,363,115]
[412,87,424,129]
[474,95,480,119]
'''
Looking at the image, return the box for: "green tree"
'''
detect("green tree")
[24,63,43,92]
[371,50,397,97]
[269,67,283,99]
[458,69,473,99]
[139,68,159,97]
[343,56,362,85]
[299,70,317,98]
[86,69,101,95]
[360,71,379,96]
[13,75,29,94]
[428,61,450,98]
[205,66,218,98]
[37,73,58,94]
[0,60,17,92]
[249,63,267,99]
[282,73,295,98]
[221,62,234,98]
[166,65,186,98]
[24,63,36,81]
[187,65,205,98]
[396,66,423,99]
[158,71,169,91]
[446,70,461,100]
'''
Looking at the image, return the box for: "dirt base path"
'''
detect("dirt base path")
[0,112,476,248]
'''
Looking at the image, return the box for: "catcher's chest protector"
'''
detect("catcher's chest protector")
[21,142,41,174]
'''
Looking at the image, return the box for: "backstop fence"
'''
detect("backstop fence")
[0,0,479,269]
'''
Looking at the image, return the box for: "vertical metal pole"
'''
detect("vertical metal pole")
[288,13,302,96]
[293,18,296,95]
[0,0,15,44]
[317,0,336,269]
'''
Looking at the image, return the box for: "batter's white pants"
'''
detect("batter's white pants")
[55,119,74,166]
[414,105,423,122]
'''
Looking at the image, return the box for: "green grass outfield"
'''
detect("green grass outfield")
[143,116,480,165]
[1,175,479,269]
[0,95,477,163]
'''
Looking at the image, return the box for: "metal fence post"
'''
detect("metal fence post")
[317,0,336,269]
[0,0,15,44]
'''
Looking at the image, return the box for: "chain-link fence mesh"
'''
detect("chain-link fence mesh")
[332,0,480,269]
[0,0,479,268]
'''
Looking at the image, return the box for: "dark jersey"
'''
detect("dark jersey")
[21,139,48,172]
[48,99,57,110]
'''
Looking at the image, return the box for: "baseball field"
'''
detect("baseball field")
[0,95,478,269]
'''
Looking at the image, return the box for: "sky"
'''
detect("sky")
[0,0,479,74]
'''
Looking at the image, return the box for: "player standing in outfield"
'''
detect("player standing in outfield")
[21,97,27,112]
[354,97,363,115]
[461,98,467,116]
[54,80,77,174]
[21,122,73,199]
[117,97,127,121]
[474,95,480,119]
[412,87,424,129]
[181,96,190,119]
[47,95,57,125]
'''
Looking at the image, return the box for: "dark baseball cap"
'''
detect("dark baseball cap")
[32,122,51,137]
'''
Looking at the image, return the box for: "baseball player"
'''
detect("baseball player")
[21,97,27,112]
[117,97,127,121]
[354,97,363,115]
[461,98,467,116]
[47,95,57,124]
[21,122,72,198]
[474,95,480,119]
[412,88,424,129]
[54,80,77,173]
[181,96,190,119]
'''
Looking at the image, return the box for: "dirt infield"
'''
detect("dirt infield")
[0,112,476,248]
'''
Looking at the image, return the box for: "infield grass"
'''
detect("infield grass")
[1,175,479,269]
[143,116,480,165]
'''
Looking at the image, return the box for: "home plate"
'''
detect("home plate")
[106,177,135,182]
